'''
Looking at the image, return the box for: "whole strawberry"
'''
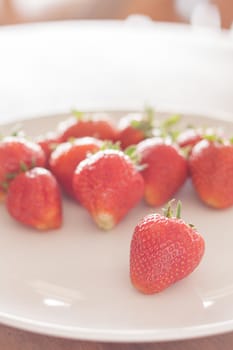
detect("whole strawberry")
[130,201,205,294]
[0,137,46,200]
[189,138,233,208]
[137,138,188,206]
[117,111,154,149]
[49,137,102,197]
[58,111,117,142]
[176,126,223,152]
[6,167,62,230]
[36,131,62,167]
[73,149,144,230]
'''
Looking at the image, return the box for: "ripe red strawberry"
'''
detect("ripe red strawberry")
[36,132,62,167]
[189,138,233,208]
[0,137,46,201]
[6,167,62,230]
[49,137,102,197]
[176,128,203,149]
[137,138,188,206]
[58,112,117,142]
[117,112,154,149]
[130,201,205,294]
[176,126,223,151]
[73,149,144,230]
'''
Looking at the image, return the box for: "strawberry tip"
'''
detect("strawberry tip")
[94,212,116,231]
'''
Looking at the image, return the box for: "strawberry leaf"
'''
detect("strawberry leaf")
[6,172,17,180]
[71,109,84,121]
[176,200,181,219]
[124,145,142,166]
[100,141,121,151]
[31,157,36,168]
[20,161,28,172]
[162,114,181,129]
[129,107,155,137]
[1,181,8,191]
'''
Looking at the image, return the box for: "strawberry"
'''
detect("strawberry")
[176,126,223,151]
[0,137,46,201]
[73,149,144,230]
[189,138,233,208]
[6,167,62,230]
[176,128,203,149]
[49,137,102,197]
[36,131,62,167]
[130,201,205,294]
[117,111,154,149]
[137,138,188,206]
[58,111,117,142]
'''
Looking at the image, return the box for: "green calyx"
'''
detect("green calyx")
[162,114,181,129]
[100,142,143,168]
[124,145,142,167]
[163,199,182,219]
[2,161,31,189]
[0,181,9,191]
[203,134,221,142]
[71,109,84,121]
[100,141,121,152]
[162,199,195,228]
[130,107,155,137]
[163,199,181,219]
[159,114,181,140]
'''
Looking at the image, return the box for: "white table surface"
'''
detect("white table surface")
[0,20,232,124]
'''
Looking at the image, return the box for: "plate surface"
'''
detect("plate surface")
[1,112,233,342]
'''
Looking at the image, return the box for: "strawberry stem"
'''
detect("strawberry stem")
[20,161,28,172]
[162,114,181,129]
[163,199,182,219]
[163,199,175,218]
[124,145,141,165]
[71,109,84,121]
[1,181,8,191]
[6,172,17,180]
[101,141,121,151]
[176,200,182,219]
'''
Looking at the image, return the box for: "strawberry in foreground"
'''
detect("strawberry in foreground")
[73,149,145,230]
[137,137,188,207]
[49,137,102,197]
[0,136,46,201]
[57,111,117,142]
[189,138,233,209]
[6,167,62,230]
[130,200,205,294]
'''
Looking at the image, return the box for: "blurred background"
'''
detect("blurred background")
[0,0,232,29]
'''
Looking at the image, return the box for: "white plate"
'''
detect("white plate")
[1,112,233,342]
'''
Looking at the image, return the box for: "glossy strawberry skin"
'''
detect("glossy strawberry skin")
[137,138,188,207]
[130,213,205,294]
[73,150,145,230]
[6,167,62,230]
[189,139,233,209]
[58,115,117,142]
[0,137,46,200]
[49,137,102,197]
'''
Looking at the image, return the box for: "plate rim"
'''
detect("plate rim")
[1,311,233,342]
